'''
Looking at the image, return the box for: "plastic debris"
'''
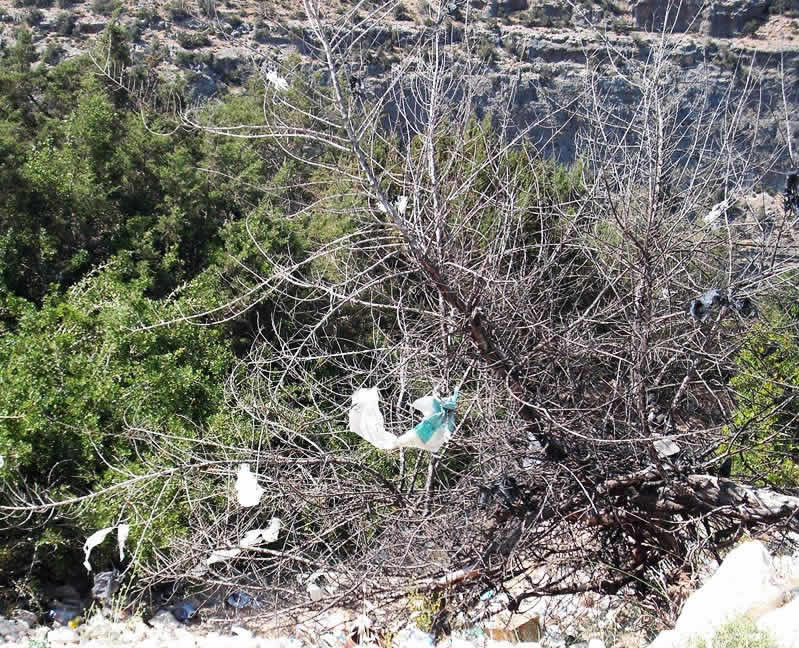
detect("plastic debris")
[266,69,289,92]
[306,570,340,602]
[117,524,130,561]
[171,600,200,624]
[394,391,459,452]
[92,569,121,602]
[83,524,130,572]
[206,518,281,566]
[477,475,521,510]
[688,288,726,322]
[689,289,756,321]
[785,170,799,215]
[348,388,393,450]
[653,438,681,459]
[348,388,459,452]
[377,195,409,217]
[47,603,83,626]
[226,592,256,609]
[235,463,264,507]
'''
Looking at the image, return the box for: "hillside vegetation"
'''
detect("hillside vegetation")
[1,0,799,632]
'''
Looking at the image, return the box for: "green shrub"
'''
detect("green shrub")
[696,617,780,648]
[92,0,118,16]
[177,30,210,49]
[54,10,76,35]
[24,8,43,25]
[393,2,412,21]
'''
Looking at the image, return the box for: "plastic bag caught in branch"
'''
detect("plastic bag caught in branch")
[348,388,397,450]
[348,388,459,452]
[83,525,130,572]
[395,391,459,452]
[235,463,264,507]
[206,518,281,566]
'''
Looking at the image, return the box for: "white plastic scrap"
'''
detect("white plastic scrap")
[265,68,289,92]
[348,387,395,450]
[235,463,264,507]
[83,525,130,572]
[206,518,281,566]
[377,195,409,216]
[348,387,458,452]
[117,524,130,562]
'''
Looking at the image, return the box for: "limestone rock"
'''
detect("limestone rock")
[757,597,799,648]
[675,541,786,642]
[47,626,80,644]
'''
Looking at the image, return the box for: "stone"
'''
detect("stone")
[11,609,38,628]
[648,541,792,648]
[47,626,80,644]
[484,613,541,643]
[231,625,254,639]
[757,597,799,648]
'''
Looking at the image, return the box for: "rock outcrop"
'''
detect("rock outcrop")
[649,541,799,648]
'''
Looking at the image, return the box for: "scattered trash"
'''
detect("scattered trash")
[232,625,254,639]
[478,475,522,510]
[92,569,121,603]
[483,612,542,643]
[730,296,756,317]
[703,199,730,229]
[235,463,264,507]
[393,625,434,647]
[784,170,799,215]
[377,195,409,217]
[688,289,756,322]
[206,518,281,566]
[265,69,289,92]
[171,599,200,624]
[0,454,4,469]
[348,388,392,450]
[46,604,83,626]
[653,438,681,459]
[306,570,340,602]
[431,608,452,642]
[83,524,130,572]
[117,524,130,561]
[226,591,256,609]
[688,288,726,322]
[349,74,365,98]
[348,388,459,452]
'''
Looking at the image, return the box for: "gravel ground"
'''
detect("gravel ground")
[0,611,552,648]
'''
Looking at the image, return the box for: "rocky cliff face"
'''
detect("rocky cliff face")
[2,0,798,185]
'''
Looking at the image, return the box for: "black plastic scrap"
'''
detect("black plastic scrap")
[784,170,799,216]
[91,569,121,603]
[478,475,522,510]
[688,289,756,322]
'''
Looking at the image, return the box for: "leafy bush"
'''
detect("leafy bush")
[696,617,779,648]
[54,10,76,35]
[177,30,210,49]
[728,317,799,486]
[393,2,412,21]
[91,0,117,16]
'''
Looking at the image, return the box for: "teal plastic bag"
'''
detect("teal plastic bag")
[348,388,458,452]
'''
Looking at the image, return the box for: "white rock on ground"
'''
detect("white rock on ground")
[649,540,799,648]
[757,597,799,648]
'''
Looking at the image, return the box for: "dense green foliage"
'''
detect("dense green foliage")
[728,297,799,486]
[0,27,312,590]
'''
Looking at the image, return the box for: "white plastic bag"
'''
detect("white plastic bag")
[348,388,458,453]
[348,388,397,450]
[235,463,264,507]
[206,518,281,566]
[83,525,130,572]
